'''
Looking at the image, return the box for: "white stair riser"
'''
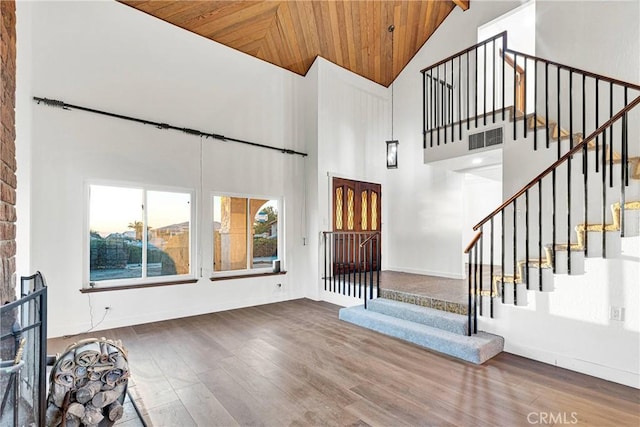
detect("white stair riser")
[526,267,555,292]
[585,232,621,258]
[554,249,585,275]
[499,282,528,306]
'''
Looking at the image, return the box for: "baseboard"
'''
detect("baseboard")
[385,266,464,280]
[48,293,305,338]
[320,290,365,308]
[505,341,640,389]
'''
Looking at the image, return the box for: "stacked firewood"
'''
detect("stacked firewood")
[46,338,129,427]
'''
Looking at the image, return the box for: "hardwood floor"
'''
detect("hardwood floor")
[48,299,640,427]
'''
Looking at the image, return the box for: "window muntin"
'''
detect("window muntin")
[88,184,193,286]
[213,195,279,273]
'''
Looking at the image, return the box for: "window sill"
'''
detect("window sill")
[79,278,198,293]
[209,271,287,282]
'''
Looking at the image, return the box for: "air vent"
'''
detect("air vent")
[469,127,503,151]
[469,132,485,150]
[485,128,504,147]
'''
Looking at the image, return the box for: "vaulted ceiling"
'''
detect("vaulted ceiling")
[120,1,469,87]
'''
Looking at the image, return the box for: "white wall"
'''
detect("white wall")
[395,0,639,386]
[391,0,521,278]
[22,1,308,337]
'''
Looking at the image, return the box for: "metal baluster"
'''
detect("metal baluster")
[525,189,530,289]
[493,40,496,123]
[444,62,447,143]
[458,56,462,140]
[423,72,427,149]
[347,232,352,296]
[513,200,517,305]
[431,72,435,147]
[501,210,505,303]
[609,83,614,188]
[552,166,557,273]
[357,234,362,298]
[545,63,550,148]
[523,57,528,138]
[568,71,573,274]
[621,88,628,237]
[595,78,600,172]
[513,52,517,140]
[473,245,478,334]
[475,48,478,128]
[502,38,505,120]
[468,251,472,336]
[479,231,484,316]
[324,233,327,291]
[484,43,487,126]
[557,67,561,154]
[539,180,543,290]
[534,60,538,150]
[583,75,588,256]
[437,67,441,146]
[376,236,380,298]
[369,238,374,301]
[490,217,494,318]
[602,106,607,258]
[451,58,454,143]
[467,52,470,131]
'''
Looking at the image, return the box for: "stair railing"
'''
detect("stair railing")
[422,32,640,156]
[322,231,380,308]
[464,95,640,335]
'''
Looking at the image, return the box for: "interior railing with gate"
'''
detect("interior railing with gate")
[322,231,380,308]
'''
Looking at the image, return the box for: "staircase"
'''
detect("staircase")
[334,31,640,366]
[339,299,503,364]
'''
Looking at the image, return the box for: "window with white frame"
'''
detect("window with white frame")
[88,183,194,286]
[212,195,280,273]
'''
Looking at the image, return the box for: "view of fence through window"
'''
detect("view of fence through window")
[213,196,278,272]
[89,184,191,282]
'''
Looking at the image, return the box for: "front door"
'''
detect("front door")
[332,178,381,273]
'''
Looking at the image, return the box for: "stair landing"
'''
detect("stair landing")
[379,271,469,315]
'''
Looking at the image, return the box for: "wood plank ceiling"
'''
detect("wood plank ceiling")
[120,1,469,87]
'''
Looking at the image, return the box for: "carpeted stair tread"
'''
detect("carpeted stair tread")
[367,298,469,335]
[339,305,504,364]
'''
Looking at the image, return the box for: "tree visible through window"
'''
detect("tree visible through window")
[213,196,279,273]
[89,184,192,285]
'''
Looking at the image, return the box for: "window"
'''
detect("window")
[88,183,194,286]
[213,195,280,274]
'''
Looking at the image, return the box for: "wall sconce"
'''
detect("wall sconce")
[386,140,398,168]
[386,24,399,170]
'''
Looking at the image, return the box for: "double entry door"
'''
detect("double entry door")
[332,178,381,273]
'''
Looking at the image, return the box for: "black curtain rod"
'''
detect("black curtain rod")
[33,97,308,157]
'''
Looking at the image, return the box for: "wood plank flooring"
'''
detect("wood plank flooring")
[48,299,640,426]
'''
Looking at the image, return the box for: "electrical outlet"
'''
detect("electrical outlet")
[610,306,625,321]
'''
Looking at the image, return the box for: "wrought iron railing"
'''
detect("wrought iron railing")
[0,272,48,426]
[422,33,640,336]
[323,231,380,308]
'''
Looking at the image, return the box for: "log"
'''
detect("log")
[66,402,85,419]
[81,403,104,425]
[100,342,110,363]
[64,414,81,427]
[74,342,101,367]
[91,384,125,409]
[107,399,124,421]
[75,380,102,404]
[45,403,62,427]
[102,368,123,386]
[51,383,69,407]
[54,373,75,387]
[58,351,76,373]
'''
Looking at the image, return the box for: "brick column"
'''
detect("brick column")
[1,0,17,305]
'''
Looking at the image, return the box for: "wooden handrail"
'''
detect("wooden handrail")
[472,94,640,231]
[464,232,483,254]
[500,49,524,74]
[504,48,640,92]
[420,31,507,73]
[322,231,379,236]
[359,232,381,248]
